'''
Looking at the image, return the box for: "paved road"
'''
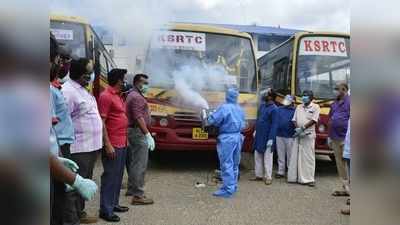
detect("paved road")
[86,151,350,225]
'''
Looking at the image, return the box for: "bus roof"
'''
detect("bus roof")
[294,31,350,38]
[168,23,253,39]
[50,14,89,25]
[259,31,350,57]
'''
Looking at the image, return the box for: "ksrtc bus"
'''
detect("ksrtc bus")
[258,32,350,157]
[50,14,116,99]
[143,23,258,152]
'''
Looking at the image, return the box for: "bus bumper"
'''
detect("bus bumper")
[150,127,253,152]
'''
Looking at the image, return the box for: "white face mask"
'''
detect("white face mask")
[282,99,291,106]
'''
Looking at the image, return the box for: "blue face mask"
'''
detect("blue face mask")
[302,96,310,104]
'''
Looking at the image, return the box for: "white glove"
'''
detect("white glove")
[72,174,97,201]
[265,139,273,152]
[266,139,273,148]
[58,157,79,172]
[145,133,155,151]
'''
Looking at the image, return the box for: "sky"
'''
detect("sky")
[50,0,350,33]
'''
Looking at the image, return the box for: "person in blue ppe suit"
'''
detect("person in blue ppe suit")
[250,88,278,185]
[207,87,246,198]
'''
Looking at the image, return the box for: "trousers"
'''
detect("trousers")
[332,139,349,192]
[254,150,273,179]
[127,127,149,197]
[100,147,127,216]
[216,133,243,194]
[288,135,316,183]
[70,150,99,213]
[276,137,294,176]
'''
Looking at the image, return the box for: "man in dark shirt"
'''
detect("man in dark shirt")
[275,95,296,179]
[328,83,351,196]
[125,74,155,205]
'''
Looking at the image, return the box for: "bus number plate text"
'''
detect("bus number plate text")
[192,128,208,140]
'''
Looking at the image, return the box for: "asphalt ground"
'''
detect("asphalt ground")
[85,151,350,225]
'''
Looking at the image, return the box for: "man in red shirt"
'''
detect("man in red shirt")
[98,69,129,222]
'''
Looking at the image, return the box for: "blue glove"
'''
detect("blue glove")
[58,157,79,172]
[145,133,155,151]
[72,174,97,201]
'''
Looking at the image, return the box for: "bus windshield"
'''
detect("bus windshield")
[50,21,86,58]
[296,36,350,100]
[145,31,256,93]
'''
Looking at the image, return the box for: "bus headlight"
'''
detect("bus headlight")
[318,124,326,133]
[159,118,169,127]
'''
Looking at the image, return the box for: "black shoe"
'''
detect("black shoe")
[275,174,285,179]
[99,212,120,222]
[114,205,129,213]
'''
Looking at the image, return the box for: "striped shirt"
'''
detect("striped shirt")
[62,80,102,153]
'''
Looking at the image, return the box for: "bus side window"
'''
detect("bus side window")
[99,52,108,75]
[272,57,290,95]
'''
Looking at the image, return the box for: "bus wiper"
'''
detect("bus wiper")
[155,90,168,99]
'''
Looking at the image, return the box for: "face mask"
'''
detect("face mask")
[81,72,95,87]
[282,99,291,106]
[140,84,149,94]
[302,96,310,104]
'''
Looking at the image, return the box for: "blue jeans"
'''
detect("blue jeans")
[100,147,127,216]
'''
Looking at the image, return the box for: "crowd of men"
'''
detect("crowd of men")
[249,85,351,214]
[49,33,155,225]
[49,30,351,225]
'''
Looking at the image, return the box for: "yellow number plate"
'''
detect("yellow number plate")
[192,128,208,140]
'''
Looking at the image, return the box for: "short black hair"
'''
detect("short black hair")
[50,32,59,63]
[108,68,127,86]
[69,58,91,80]
[133,73,148,85]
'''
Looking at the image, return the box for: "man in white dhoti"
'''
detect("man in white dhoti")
[288,90,320,187]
